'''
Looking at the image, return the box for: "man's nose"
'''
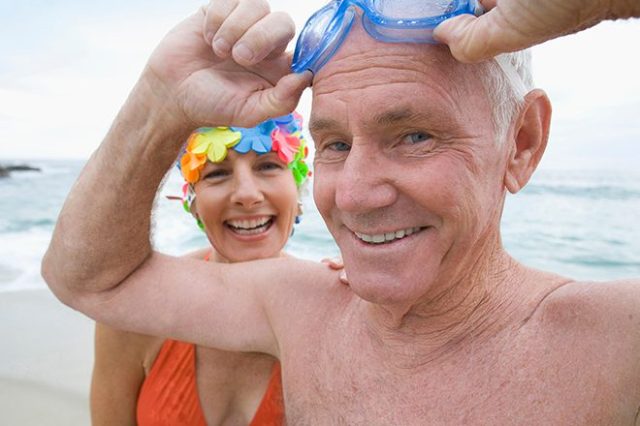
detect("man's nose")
[335,145,397,213]
[230,170,264,208]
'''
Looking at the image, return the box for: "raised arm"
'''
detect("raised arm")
[41,0,313,354]
[434,0,640,62]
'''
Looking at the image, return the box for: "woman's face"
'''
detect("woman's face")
[193,150,299,263]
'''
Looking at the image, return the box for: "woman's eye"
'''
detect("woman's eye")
[404,132,432,144]
[203,169,229,179]
[258,162,283,171]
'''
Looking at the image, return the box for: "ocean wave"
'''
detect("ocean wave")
[0,218,56,233]
[523,184,640,200]
[0,228,51,292]
[562,256,640,269]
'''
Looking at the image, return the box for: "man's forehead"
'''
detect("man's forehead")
[313,20,461,85]
[310,19,478,103]
[309,23,481,128]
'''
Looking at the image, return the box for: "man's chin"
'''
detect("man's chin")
[337,231,445,305]
[345,263,434,307]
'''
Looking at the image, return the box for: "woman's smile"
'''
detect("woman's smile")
[225,215,275,237]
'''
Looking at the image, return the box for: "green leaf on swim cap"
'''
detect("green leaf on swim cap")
[288,137,310,187]
[290,158,309,187]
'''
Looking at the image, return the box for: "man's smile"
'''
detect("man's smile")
[352,226,427,245]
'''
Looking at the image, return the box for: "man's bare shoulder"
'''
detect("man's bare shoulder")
[526,278,640,404]
[533,277,640,343]
[264,256,351,302]
[259,256,354,330]
[181,247,211,260]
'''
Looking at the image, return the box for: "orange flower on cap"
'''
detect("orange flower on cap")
[179,127,242,183]
[180,151,207,183]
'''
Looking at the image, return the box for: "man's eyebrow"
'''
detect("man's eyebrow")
[371,108,426,126]
[309,108,439,134]
[308,117,342,133]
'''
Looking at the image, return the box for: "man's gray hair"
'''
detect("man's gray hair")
[478,50,534,143]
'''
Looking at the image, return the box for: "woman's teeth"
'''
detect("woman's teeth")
[354,227,422,244]
[226,217,273,234]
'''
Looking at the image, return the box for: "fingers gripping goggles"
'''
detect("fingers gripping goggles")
[291,0,482,74]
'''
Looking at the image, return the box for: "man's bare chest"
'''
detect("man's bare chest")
[280,327,637,425]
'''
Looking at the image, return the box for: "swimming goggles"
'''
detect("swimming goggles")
[291,0,482,74]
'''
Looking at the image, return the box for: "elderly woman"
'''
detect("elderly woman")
[90,113,313,425]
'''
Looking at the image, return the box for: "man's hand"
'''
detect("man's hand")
[42,0,311,308]
[434,0,640,62]
[143,0,312,132]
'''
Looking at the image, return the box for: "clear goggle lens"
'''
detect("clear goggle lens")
[294,3,339,65]
[292,2,356,73]
[372,0,459,19]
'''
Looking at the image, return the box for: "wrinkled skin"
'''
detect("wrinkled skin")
[311,37,509,315]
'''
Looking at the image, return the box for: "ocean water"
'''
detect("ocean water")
[0,159,638,292]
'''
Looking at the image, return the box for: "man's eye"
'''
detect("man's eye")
[404,132,432,144]
[327,141,351,152]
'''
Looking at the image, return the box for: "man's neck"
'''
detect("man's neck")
[359,243,537,366]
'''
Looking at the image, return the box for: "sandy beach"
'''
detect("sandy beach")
[0,288,94,425]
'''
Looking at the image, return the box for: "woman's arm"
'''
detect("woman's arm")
[90,323,156,426]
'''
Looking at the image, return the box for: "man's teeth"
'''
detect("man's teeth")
[227,217,272,230]
[354,227,422,244]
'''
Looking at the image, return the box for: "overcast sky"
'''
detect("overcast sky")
[1,1,638,170]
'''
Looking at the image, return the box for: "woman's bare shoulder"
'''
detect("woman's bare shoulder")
[95,322,164,368]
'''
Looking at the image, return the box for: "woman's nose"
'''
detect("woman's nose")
[230,171,265,208]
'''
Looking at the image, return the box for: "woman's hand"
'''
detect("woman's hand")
[322,256,349,285]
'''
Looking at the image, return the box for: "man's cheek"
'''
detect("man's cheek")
[311,171,324,195]
[312,171,336,219]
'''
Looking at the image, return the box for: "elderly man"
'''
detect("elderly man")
[43,0,640,423]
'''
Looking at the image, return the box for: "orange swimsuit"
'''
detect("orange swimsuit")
[136,339,284,425]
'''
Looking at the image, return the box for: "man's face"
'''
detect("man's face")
[310,26,513,307]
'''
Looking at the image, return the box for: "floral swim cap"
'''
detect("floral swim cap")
[176,112,311,218]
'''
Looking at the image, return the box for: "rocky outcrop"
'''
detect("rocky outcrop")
[0,164,42,178]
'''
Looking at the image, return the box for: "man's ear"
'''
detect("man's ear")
[504,89,552,194]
